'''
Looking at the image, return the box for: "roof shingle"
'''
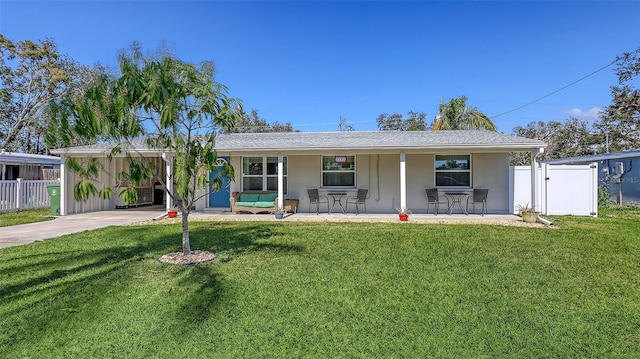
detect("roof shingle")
[51,130,546,155]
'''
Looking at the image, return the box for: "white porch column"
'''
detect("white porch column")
[400,152,407,209]
[530,148,544,212]
[60,155,66,216]
[163,153,173,211]
[277,155,284,209]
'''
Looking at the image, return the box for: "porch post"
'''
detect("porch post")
[530,148,544,213]
[277,155,284,209]
[163,153,173,211]
[400,152,407,209]
[59,155,66,216]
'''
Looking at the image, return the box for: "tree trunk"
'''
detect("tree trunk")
[181,208,191,255]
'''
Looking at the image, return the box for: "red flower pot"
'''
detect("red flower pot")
[399,213,409,221]
[168,211,178,218]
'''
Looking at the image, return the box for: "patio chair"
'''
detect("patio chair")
[466,188,489,215]
[346,188,368,215]
[307,189,329,214]
[425,188,447,215]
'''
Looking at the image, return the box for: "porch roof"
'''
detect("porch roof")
[51,130,546,156]
[215,131,545,153]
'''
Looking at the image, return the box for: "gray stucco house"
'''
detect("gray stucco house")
[50,130,547,215]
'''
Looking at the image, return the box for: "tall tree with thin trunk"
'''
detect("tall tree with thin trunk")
[432,96,496,131]
[48,44,240,257]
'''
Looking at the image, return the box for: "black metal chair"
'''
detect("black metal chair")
[466,188,489,215]
[307,189,329,214]
[346,189,368,215]
[425,188,447,215]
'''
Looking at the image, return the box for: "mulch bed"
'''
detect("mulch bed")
[157,250,218,265]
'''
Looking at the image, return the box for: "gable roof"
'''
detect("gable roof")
[215,131,545,152]
[50,130,546,156]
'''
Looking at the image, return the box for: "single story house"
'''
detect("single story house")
[0,151,61,180]
[545,150,640,205]
[50,130,547,216]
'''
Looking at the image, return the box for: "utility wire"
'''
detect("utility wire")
[491,60,616,119]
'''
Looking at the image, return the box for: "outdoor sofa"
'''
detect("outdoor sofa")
[230,191,278,214]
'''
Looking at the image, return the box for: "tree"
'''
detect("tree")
[220,108,294,133]
[376,111,427,131]
[511,118,597,165]
[0,35,105,153]
[596,47,640,152]
[338,116,355,131]
[47,45,240,258]
[431,96,496,131]
[269,121,295,132]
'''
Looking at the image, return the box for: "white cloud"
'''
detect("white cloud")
[563,107,602,120]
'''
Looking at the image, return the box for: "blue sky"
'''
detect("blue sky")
[1,1,639,133]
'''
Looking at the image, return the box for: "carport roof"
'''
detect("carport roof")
[51,130,546,155]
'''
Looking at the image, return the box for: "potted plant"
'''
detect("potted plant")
[274,206,285,219]
[516,202,539,223]
[167,206,178,218]
[395,206,411,221]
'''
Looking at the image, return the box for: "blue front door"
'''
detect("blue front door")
[209,157,231,208]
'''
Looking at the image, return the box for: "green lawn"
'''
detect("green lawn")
[0,208,54,227]
[1,209,639,357]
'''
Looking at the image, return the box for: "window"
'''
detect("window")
[435,154,471,187]
[322,155,355,187]
[6,165,19,180]
[242,156,287,193]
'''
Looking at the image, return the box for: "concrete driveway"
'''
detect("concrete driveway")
[0,208,166,249]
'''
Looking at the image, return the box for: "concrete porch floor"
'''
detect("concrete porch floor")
[1,205,528,249]
[192,209,523,223]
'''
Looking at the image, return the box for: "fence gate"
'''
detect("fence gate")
[542,163,598,216]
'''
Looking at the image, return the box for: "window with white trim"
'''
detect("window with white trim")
[435,154,471,187]
[242,156,287,193]
[322,155,355,187]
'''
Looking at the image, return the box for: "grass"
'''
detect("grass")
[1,209,639,357]
[0,208,54,227]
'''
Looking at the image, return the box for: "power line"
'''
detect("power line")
[491,60,616,119]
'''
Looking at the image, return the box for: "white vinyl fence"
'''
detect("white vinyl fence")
[0,179,59,212]
[510,163,598,217]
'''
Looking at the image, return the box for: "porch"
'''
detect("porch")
[192,209,528,224]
